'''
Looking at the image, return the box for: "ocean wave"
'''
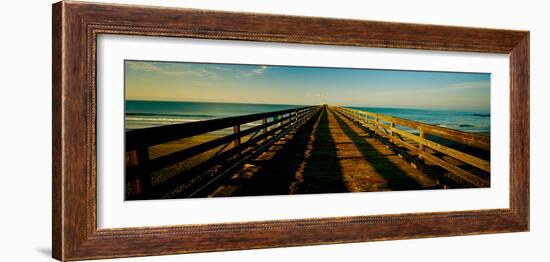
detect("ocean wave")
[435,123,489,132]
[126,112,216,118]
[126,116,263,130]
[436,123,484,128]
[125,117,201,123]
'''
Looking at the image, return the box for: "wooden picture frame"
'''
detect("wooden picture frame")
[52,1,529,261]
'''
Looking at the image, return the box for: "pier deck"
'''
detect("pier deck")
[125,105,490,200]
[211,107,438,197]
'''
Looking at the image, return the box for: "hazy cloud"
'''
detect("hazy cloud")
[126,61,218,79]
[447,80,490,89]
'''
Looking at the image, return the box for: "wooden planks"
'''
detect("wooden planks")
[126,106,320,199]
[211,106,439,196]
[337,106,490,150]
[126,106,316,149]
[391,127,490,172]
[335,106,490,187]
[218,107,490,196]
[325,108,438,191]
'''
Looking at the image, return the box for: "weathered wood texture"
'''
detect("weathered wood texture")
[52,1,529,261]
[335,106,490,187]
[125,106,318,199]
[129,105,489,199]
[126,106,315,149]
[337,107,490,150]
[211,107,439,197]
[52,3,63,260]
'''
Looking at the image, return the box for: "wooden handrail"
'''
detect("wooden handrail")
[126,113,295,180]
[125,105,321,199]
[336,106,490,150]
[126,106,316,150]
[334,106,490,187]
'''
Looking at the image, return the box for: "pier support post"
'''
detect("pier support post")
[418,128,425,160]
[390,122,395,144]
[127,145,151,197]
[274,115,279,128]
[262,118,268,141]
[233,125,241,148]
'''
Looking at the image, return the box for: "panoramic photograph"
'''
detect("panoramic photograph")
[124,60,491,200]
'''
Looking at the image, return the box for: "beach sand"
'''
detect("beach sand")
[131,131,257,188]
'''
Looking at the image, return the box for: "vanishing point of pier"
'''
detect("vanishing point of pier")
[125,105,490,200]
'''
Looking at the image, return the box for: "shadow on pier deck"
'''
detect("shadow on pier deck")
[125,105,490,200]
[211,106,438,197]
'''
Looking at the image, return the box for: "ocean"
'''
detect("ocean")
[125,100,304,131]
[349,106,490,134]
[125,100,490,134]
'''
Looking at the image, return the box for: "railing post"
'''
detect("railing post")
[375,115,379,133]
[262,118,268,141]
[418,128,425,160]
[274,114,279,128]
[390,122,395,143]
[288,112,291,125]
[127,145,151,196]
[233,124,241,148]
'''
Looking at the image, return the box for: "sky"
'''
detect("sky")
[125,60,490,111]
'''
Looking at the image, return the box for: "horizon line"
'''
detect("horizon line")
[125,98,490,112]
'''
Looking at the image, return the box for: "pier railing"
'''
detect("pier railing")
[334,106,490,187]
[126,106,321,199]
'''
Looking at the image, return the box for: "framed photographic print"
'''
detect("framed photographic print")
[52,1,529,261]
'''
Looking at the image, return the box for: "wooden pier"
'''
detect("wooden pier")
[125,105,490,200]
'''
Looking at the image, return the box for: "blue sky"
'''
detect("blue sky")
[125,60,490,111]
